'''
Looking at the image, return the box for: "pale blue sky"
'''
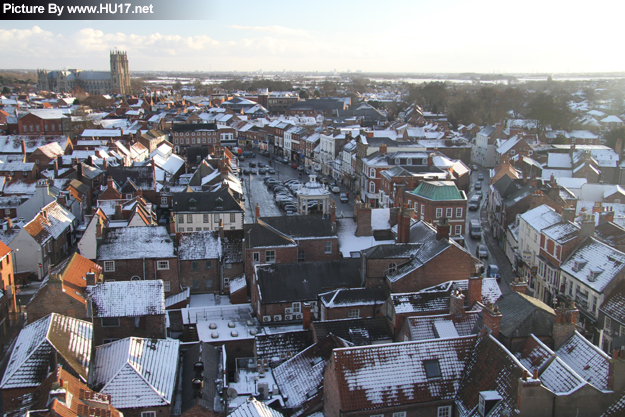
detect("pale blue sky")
[2,0,624,73]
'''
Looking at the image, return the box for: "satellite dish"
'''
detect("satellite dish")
[227,387,238,399]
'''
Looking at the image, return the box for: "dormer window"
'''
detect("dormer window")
[573,257,587,272]
[424,360,441,378]
[588,267,603,282]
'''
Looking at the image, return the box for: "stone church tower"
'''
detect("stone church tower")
[110,50,131,95]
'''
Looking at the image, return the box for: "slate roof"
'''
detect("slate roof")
[332,336,477,411]
[387,222,479,283]
[24,201,75,244]
[273,335,348,410]
[492,175,520,198]
[255,259,361,304]
[97,226,175,260]
[259,215,337,239]
[515,335,586,395]
[542,221,580,244]
[89,337,180,409]
[87,280,165,318]
[172,188,243,212]
[311,317,394,345]
[519,204,562,232]
[105,166,154,190]
[561,237,625,293]
[600,281,625,325]
[553,332,609,390]
[456,335,526,417]
[0,314,92,389]
[410,180,464,201]
[255,330,314,365]
[602,393,625,417]
[180,343,223,415]
[361,243,422,259]
[489,292,555,339]
[244,223,295,249]
[319,287,387,308]
[178,231,221,260]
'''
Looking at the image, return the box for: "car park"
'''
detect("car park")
[476,244,488,259]
[340,193,349,203]
[487,264,501,281]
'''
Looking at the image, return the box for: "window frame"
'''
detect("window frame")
[324,241,332,254]
[205,260,212,270]
[348,309,360,318]
[437,406,452,417]
[103,261,115,272]
[435,208,443,218]
[456,207,463,218]
[157,260,170,270]
[265,250,276,263]
[101,317,120,327]
[163,281,171,292]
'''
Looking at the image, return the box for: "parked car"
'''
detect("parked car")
[283,204,297,212]
[331,185,340,194]
[475,182,482,190]
[487,264,501,281]
[476,244,488,259]
[340,193,349,203]
[297,165,305,171]
[319,177,329,184]
[249,162,256,168]
[257,162,264,167]
[472,164,478,170]
[267,168,276,174]
[475,190,483,200]
[478,173,484,181]
[242,168,250,175]
[468,195,480,210]
[250,169,257,175]
[259,168,266,174]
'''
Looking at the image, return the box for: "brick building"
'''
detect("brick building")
[96,226,179,295]
[404,180,467,238]
[318,288,387,321]
[26,253,101,323]
[178,231,222,294]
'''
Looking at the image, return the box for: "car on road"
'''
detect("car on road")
[297,165,305,171]
[476,244,488,259]
[242,151,255,158]
[487,264,501,281]
[475,190,483,200]
[473,164,478,170]
[331,185,340,194]
[267,168,276,174]
[319,177,329,185]
[470,219,482,239]
[468,195,480,210]
[475,182,482,190]
[340,193,349,203]
[478,173,484,181]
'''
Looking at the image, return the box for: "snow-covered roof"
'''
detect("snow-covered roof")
[330,336,477,411]
[561,237,625,293]
[519,204,562,232]
[178,231,221,260]
[81,129,121,137]
[90,337,180,408]
[336,218,395,257]
[0,313,92,389]
[97,226,174,260]
[229,397,284,417]
[555,331,611,392]
[547,153,572,169]
[87,280,165,318]
[24,200,75,244]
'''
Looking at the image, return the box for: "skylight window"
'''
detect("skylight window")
[424,360,441,378]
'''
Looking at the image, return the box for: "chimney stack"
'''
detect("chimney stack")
[562,207,575,223]
[255,203,260,221]
[302,302,312,330]
[396,206,413,244]
[450,290,465,318]
[581,214,596,237]
[467,274,483,306]
[355,202,372,237]
[86,272,96,286]
[114,204,123,220]
[329,200,336,223]
[5,217,12,233]
[103,158,108,170]
[481,303,502,338]
[379,143,387,155]
[96,216,103,238]
[510,278,527,294]
[54,159,59,178]
[218,219,225,239]
[427,153,434,167]
[107,176,115,190]
[553,300,579,349]
[436,217,450,240]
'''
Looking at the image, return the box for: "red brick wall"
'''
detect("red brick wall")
[3,387,37,413]
[322,303,383,321]
[120,405,171,417]
[26,283,87,323]
[98,257,180,294]
[365,258,411,287]
[181,404,220,417]
[404,194,466,236]
[179,259,220,294]
[93,315,166,346]
[387,246,476,293]
[297,237,340,262]
[245,245,298,286]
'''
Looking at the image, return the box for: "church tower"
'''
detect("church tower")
[110,50,131,95]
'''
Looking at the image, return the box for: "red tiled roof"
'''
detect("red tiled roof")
[332,336,477,411]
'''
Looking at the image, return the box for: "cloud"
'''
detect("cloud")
[228,24,311,37]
